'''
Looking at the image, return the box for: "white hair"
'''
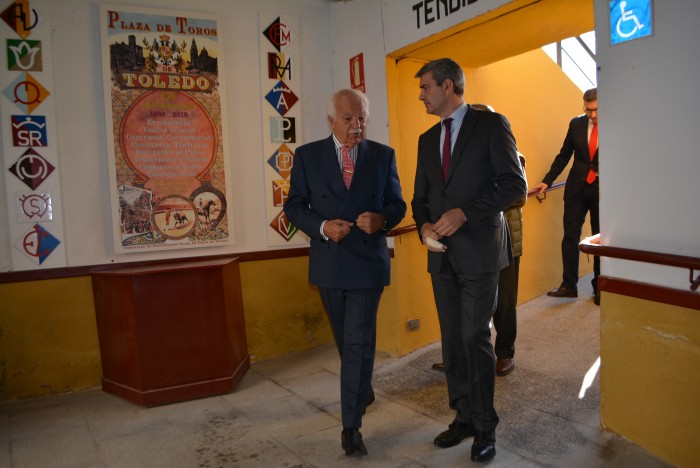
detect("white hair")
[326,89,370,120]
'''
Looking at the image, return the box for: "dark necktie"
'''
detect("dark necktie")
[586,123,598,184]
[442,118,453,180]
[341,145,354,189]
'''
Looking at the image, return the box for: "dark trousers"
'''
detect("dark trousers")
[562,182,600,291]
[431,255,500,432]
[494,256,520,360]
[319,287,382,429]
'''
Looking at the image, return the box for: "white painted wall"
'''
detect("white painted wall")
[329,0,390,144]
[594,0,700,290]
[0,0,334,271]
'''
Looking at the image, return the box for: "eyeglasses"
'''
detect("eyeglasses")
[583,107,598,114]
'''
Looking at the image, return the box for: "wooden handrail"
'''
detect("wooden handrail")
[579,234,700,291]
[387,224,417,237]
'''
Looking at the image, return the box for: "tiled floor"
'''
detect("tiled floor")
[0,275,672,467]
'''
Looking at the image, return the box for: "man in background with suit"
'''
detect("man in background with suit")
[412,58,527,463]
[284,89,406,457]
[535,88,600,305]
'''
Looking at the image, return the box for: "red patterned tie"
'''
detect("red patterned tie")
[586,123,598,184]
[442,118,453,180]
[341,145,354,189]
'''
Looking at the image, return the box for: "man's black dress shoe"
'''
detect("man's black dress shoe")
[341,428,368,456]
[547,286,578,298]
[434,420,475,448]
[471,431,496,462]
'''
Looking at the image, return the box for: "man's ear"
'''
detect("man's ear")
[443,79,453,93]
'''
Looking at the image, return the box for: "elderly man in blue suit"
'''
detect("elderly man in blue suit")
[284,88,406,457]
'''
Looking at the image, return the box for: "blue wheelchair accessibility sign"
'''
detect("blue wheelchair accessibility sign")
[610,0,653,44]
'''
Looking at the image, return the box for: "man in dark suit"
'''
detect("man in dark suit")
[535,88,600,305]
[412,58,527,463]
[284,89,406,457]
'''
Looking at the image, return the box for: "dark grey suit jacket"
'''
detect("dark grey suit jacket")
[412,106,527,275]
[542,114,598,200]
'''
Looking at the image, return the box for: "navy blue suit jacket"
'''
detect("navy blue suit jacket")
[412,107,527,275]
[542,114,598,200]
[284,136,406,289]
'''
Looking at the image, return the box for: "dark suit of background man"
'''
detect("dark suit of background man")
[284,89,406,457]
[471,104,527,379]
[411,58,527,463]
[535,88,600,305]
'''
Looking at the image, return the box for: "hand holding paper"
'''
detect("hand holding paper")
[425,236,447,252]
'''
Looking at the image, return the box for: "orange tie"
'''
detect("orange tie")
[341,145,354,189]
[586,123,598,184]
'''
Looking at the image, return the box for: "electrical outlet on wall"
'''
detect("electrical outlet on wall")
[406,318,420,331]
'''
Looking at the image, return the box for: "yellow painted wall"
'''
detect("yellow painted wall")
[601,293,700,467]
[384,48,596,357]
[470,48,595,301]
[239,257,334,362]
[241,256,404,359]
[0,256,410,401]
[385,58,444,355]
[0,257,337,401]
[0,277,102,399]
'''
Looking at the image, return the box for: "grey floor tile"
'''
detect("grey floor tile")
[219,370,294,409]
[288,424,413,468]
[83,401,171,442]
[282,369,341,408]
[238,393,339,439]
[10,424,99,468]
[8,400,86,441]
[96,425,199,468]
[252,347,335,383]
[362,398,443,442]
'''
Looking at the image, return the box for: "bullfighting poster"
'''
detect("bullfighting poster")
[99,4,232,253]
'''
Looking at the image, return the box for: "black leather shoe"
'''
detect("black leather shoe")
[431,362,445,372]
[434,421,475,448]
[362,387,375,415]
[471,431,496,462]
[341,428,368,456]
[547,286,578,298]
